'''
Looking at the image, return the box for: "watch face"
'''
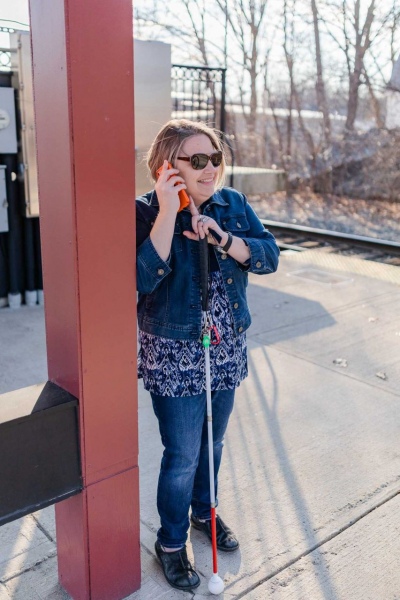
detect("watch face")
[0,109,10,130]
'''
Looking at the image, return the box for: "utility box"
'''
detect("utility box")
[10,31,39,218]
[0,87,17,154]
[134,40,171,196]
[0,166,8,232]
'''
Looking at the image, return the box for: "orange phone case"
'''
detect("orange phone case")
[156,163,190,212]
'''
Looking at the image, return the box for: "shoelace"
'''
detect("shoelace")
[178,550,195,573]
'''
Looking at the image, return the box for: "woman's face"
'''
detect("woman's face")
[174,134,221,207]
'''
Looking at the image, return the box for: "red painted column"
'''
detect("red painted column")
[29,2,140,599]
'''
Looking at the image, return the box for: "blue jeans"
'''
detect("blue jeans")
[151,388,235,549]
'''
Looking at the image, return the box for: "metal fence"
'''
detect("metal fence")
[171,64,226,133]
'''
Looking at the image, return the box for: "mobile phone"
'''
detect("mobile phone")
[156,162,190,212]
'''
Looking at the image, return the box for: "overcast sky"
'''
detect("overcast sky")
[1,0,397,92]
[0,0,29,24]
[0,0,29,47]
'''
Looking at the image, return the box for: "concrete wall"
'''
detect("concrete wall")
[385,91,400,130]
[226,166,286,195]
[134,40,171,196]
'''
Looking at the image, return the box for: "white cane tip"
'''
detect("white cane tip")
[208,573,225,595]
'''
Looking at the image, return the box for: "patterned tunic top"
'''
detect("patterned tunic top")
[138,271,248,397]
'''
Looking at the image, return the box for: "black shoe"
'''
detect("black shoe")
[155,540,200,591]
[191,514,239,552]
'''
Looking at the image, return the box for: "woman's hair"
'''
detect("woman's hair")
[147,119,226,189]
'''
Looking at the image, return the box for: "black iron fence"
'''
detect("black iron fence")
[171,64,227,133]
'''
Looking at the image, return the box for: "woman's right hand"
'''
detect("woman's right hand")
[155,160,187,215]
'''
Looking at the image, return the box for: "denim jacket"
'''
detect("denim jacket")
[136,187,280,340]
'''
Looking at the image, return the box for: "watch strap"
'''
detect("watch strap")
[221,231,233,253]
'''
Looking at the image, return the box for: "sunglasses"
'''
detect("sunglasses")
[177,151,223,170]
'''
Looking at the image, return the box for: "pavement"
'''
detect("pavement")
[1,250,400,600]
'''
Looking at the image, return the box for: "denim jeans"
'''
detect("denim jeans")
[151,388,235,549]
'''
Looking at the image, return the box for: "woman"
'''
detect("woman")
[136,119,280,591]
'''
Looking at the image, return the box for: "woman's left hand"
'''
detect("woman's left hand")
[183,197,228,247]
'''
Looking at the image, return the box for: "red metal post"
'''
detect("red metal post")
[29,1,140,599]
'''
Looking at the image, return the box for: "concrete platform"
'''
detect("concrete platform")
[226,166,286,195]
[0,249,400,599]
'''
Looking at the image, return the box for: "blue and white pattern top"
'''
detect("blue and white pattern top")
[138,271,248,397]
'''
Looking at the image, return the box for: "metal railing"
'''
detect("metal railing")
[171,64,226,132]
[262,219,400,256]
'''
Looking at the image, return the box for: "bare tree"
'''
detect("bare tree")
[134,0,400,183]
[388,0,400,65]
[180,0,211,66]
[263,81,286,169]
[215,0,269,135]
[134,1,225,65]
[311,0,331,144]
[321,1,382,131]
[362,67,384,127]
[346,1,376,130]
[283,0,320,183]
[283,0,295,163]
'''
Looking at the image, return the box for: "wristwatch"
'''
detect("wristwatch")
[221,231,233,253]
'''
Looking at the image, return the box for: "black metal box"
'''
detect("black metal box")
[0,381,82,526]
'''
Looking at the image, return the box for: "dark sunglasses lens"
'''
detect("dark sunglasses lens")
[211,152,223,167]
[191,154,206,169]
[191,152,222,169]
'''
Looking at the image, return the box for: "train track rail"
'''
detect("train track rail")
[261,220,400,266]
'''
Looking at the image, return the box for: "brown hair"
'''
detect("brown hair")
[147,119,226,189]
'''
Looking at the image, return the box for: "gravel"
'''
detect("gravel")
[248,191,400,242]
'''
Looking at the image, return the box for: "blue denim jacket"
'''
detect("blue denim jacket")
[136,187,280,340]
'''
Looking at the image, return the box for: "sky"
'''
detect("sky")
[1,0,397,97]
[0,0,29,47]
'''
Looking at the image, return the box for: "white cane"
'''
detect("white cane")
[199,234,225,595]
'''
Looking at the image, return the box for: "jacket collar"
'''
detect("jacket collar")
[207,190,229,207]
[146,189,229,209]
[149,190,159,207]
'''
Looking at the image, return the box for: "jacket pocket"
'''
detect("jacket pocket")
[221,214,250,236]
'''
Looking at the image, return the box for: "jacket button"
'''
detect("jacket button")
[227,278,233,284]
[236,222,242,228]
[234,302,239,309]
[157,268,164,275]
[256,261,262,268]
[238,326,243,333]
[221,254,227,260]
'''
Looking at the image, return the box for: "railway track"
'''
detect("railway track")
[261,220,400,266]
